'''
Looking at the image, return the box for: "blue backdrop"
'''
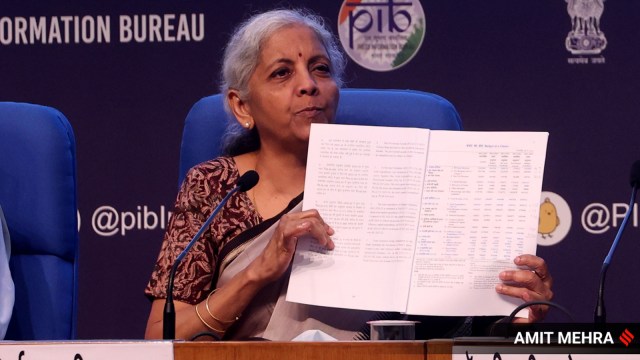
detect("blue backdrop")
[1,0,639,339]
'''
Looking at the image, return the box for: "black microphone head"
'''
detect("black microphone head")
[630,160,640,187]
[238,170,259,192]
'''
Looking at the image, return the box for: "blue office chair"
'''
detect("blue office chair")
[178,88,462,185]
[0,102,79,340]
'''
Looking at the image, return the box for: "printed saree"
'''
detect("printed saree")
[213,194,383,340]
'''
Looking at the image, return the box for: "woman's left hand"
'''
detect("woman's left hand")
[495,254,553,323]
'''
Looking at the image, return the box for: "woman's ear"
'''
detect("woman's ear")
[227,90,254,129]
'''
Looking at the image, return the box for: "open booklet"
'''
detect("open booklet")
[286,123,548,317]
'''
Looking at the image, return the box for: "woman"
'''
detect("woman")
[144,8,553,341]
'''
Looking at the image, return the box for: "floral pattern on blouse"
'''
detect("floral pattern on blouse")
[144,156,261,304]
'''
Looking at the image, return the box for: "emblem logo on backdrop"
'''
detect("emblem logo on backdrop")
[538,191,572,246]
[565,0,607,65]
[337,0,426,71]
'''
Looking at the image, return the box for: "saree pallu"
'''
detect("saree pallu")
[213,194,384,341]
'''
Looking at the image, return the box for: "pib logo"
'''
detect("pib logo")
[337,0,426,72]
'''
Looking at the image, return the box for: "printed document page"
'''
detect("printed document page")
[287,123,549,317]
[406,130,548,316]
[288,123,430,312]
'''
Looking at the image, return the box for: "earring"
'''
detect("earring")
[244,122,250,128]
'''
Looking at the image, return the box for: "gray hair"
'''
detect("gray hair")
[219,8,346,156]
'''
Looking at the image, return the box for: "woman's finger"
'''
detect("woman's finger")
[279,211,334,250]
[515,254,553,287]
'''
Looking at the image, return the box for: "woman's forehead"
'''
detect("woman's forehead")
[260,24,326,58]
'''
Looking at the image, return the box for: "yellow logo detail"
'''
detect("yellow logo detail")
[539,197,560,238]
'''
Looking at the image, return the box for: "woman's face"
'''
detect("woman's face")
[244,24,339,151]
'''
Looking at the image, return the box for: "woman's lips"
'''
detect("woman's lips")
[296,106,324,117]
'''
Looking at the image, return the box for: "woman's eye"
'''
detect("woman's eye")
[271,68,291,78]
[314,64,331,74]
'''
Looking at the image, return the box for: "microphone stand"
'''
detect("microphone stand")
[594,183,638,323]
[163,186,242,339]
[163,170,258,339]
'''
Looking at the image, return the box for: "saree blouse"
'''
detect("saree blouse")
[145,156,261,304]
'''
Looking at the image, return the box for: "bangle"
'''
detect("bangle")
[194,302,224,333]
[206,289,241,324]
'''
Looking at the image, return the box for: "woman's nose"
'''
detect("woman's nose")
[297,71,318,96]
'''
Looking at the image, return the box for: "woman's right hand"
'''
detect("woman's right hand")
[249,209,334,283]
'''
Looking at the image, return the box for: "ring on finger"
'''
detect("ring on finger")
[532,270,545,280]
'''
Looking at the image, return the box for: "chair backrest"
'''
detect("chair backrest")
[178,88,463,185]
[0,102,79,340]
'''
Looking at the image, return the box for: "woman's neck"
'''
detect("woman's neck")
[234,147,307,219]
[253,148,306,196]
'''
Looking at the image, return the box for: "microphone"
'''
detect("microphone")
[594,160,640,323]
[163,170,259,339]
